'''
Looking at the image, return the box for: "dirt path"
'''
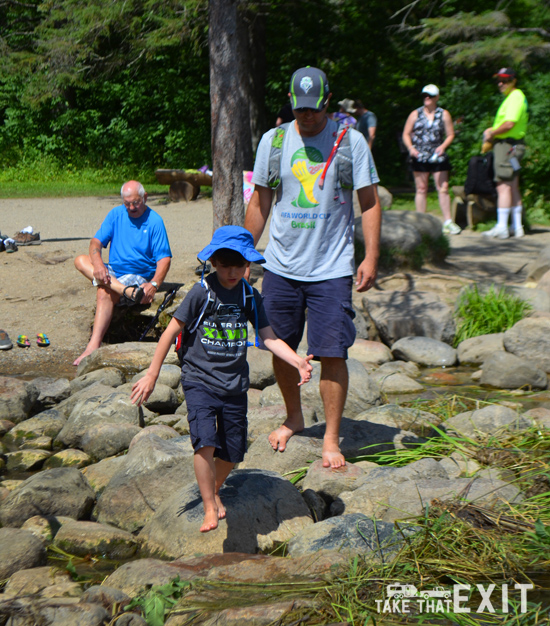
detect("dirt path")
[1,195,548,378]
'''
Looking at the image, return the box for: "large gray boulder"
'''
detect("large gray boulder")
[457,333,505,365]
[76,342,179,377]
[371,370,424,394]
[55,383,118,418]
[70,367,126,394]
[53,520,138,559]
[0,377,39,424]
[445,404,533,439]
[392,336,457,366]
[94,435,195,532]
[480,352,548,390]
[287,514,413,558]
[32,377,71,410]
[348,339,393,365]
[364,292,455,346]
[0,528,47,579]
[139,469,313,559]
[0,600,109,625]
[0,468,95,528]
[503,317,550,372]
[56,388,143,449]
[239,416,422,475]
[248,348,276,389]
[131,364,181,389]
[81,423,142,460]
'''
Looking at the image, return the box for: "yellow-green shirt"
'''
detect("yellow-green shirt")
[493,88,528,140]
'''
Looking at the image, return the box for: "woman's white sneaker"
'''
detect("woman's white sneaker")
[482,225,509,239]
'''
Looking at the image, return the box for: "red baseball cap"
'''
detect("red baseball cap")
[493,68,516,79]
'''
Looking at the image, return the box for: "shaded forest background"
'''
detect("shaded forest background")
[1,0,549,212]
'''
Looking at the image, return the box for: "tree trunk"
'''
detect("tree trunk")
[243,8,267,154]
[209,0,252,229]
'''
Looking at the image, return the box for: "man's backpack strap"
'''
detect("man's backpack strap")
[334,125,353,191]
[267,123,291,189]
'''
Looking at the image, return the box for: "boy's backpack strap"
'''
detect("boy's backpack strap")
[188,283,215,333]
[241,279,260,348]
[267,122,291,190]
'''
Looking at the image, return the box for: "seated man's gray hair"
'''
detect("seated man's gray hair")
[121,183,145,199]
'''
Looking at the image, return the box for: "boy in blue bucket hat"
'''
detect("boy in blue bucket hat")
[131,226,313,533]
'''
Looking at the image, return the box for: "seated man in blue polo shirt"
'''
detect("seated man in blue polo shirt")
[73,180,172,366]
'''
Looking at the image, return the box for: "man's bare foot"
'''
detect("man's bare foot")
[268,418,304,453]
[214,494,226,519]
[72,346,97,366]
[322,443,346,469]
[200,508,219,533]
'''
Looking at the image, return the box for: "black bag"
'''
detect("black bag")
[464,153,496,197]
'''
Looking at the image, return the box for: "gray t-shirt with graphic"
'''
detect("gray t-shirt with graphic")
[252,118,379,281]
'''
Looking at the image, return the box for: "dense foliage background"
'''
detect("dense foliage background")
[1,0,549,209]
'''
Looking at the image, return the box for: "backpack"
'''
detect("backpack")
[267,122,354,203]
[464,153,497,197]
[175,278,259,364]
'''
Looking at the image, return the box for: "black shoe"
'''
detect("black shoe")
[5,240,18,253]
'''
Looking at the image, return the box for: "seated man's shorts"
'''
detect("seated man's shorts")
[182,382,247,463]
[106,265,148,308]
[493,139,526,182]
[262,270,356,359]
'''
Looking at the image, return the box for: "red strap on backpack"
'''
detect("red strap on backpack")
[318,127,348,190]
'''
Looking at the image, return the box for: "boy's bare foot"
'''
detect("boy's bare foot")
[268,417,304,453]
[200,508,219,533]
[322,442,346,469]
[215,494,226,519]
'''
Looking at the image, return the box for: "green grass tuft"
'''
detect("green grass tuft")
[453,285,532,347]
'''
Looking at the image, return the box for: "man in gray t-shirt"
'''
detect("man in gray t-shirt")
[244,66,382,470]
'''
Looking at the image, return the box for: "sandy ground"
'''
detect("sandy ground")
[1,193,549,379]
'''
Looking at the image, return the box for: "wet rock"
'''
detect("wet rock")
[70,367,126,394]
[392,336,457,366]
[457,333,505,365]
[3,566,72,598]
[32,377,71,410]
[43,449,92,469]
[248,347,276,389]
[79,586,131,615]
[53,520,138,559]
[5,450,51,472]
[21,515,76,545]
[0,468,95,528]
[56,388,143,449]
[81,423,142,460]
[81,455,125,496]
[139,470,313,559]
[131,363,181,389]
[0,527,47,579]
[503,317,550,372]
[365,291,455,346]
[348,339,393,366]
[445,404,534,438]
[247,404,317,444]
[302,460,366,502]
[94,435,195,532]
[129,425,180,448]
[356,404,439,437]
[2,409,66,448]
[480,352,548,390]
[0,377,39,424]
[371,370,424,394]
[287,513,412,558]
[0,600,109,625]
[76,341,179,378]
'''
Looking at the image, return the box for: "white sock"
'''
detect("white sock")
[497,208,511,230]
[512,205,523,231]
[443,219,452,225]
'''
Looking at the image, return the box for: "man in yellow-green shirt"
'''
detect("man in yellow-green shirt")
[482,68,528,239]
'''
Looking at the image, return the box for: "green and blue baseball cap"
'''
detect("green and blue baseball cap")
[289,67,330,111]
[197,226,265,264]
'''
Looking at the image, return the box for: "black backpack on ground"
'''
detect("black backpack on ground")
[464,153,497,197]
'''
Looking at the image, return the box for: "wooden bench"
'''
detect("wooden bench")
[451,185,497,229]
[155,169,213,202]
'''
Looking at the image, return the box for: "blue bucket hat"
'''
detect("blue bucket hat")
[197,226,265,264]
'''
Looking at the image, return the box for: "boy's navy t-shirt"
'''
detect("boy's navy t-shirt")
[173,273,269,396]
